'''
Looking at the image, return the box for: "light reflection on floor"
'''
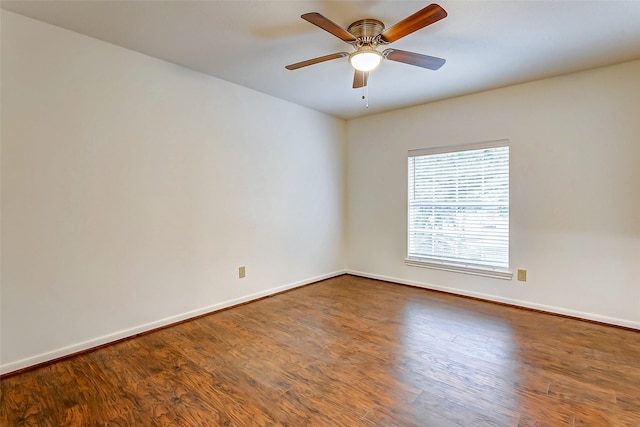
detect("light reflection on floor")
[396,299,523,424]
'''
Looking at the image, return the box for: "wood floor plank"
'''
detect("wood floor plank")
[2,274,639,425]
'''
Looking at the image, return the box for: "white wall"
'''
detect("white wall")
[0,11,346,374]
[346,60,640,328]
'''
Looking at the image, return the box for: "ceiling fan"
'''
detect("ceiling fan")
[285,3,448,89]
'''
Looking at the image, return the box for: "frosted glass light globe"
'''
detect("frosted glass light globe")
[349,50,382,72]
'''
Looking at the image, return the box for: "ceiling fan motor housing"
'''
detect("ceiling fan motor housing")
[347,19,386,47]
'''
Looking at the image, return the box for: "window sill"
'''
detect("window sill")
[405,257,513,280]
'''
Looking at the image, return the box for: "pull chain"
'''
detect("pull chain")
[365,83,369,108]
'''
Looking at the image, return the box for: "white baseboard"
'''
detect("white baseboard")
[1,270,347,375]
[346,270,640,331]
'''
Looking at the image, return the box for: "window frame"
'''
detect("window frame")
[405,139,512,280]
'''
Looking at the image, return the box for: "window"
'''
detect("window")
[407,140,511,279]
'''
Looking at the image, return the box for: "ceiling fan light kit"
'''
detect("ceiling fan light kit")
[349,47,383,72]
[285,3,448,89]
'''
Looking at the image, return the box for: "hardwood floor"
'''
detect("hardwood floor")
[2,274,639,426]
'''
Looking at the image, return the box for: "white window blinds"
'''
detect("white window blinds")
[408,141,509,272]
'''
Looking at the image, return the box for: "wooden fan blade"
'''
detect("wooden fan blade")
[285,52,349,70]
[353,70,369,88]
[380,4,447,43]
[383,49,446,70]
[302,12,357,42]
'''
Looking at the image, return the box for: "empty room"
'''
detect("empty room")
[1,1,639,425]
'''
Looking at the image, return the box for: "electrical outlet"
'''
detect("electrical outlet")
[517,269,527,282]
[239,266,246,279]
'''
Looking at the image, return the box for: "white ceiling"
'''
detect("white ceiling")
[3,0,640,119]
